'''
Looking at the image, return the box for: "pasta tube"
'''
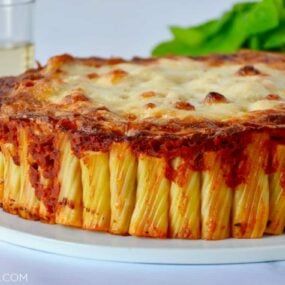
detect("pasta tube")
[18,127,40,219]
[202,151,233,240]
[169,157,201,239]
[109,142,137,235]
[266,144,285,234]
[232,133,269,238]
[2,143,21,214]
[129,154,170,238]
[55,133,83,227]
[0,150,4,207]
[80,151,110,231]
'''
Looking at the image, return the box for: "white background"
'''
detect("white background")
[35,0,239,62]
[1,0,285,284]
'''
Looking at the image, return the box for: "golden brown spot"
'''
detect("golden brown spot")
[145,103,156,109]
[87,72,99,79]
[126,113,137,120]
[154,111,163,118]
[108,69,128,84]
[132,57,157,64]
[46,54,74,73]
[175,101,195,111]
[50,68,64,79]
[203,92,228,105]
[63,88,90,104]
[264,94,281,100]
[237,65,262,76]
[107,58,125,65]
[141,91,156,98]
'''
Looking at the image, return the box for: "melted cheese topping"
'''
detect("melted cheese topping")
[46,57,285,121]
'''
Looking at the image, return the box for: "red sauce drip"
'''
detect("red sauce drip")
[266,129,285,174]
[212,132,252,188]
[26,125,60,216]
[168,152,204,187]
[3,113,285,216]
[70,132,117,158]
[280,172,285,190]
[0,120,20,165]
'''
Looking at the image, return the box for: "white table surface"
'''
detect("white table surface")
[1,0,285,284]
[1,240,285,285]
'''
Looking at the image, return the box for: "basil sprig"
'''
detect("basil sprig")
[152,0,285,56]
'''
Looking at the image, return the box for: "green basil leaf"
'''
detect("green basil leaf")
[170,10,233,47]
[240,0,280,35]
[263,22,285,48]
[249,36,261,49]
[151,0,285,56]
[233,1,256,13]
[152,40,196,56]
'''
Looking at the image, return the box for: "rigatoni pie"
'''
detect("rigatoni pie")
[1,51,285,240]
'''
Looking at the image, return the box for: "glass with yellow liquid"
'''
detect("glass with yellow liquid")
[0,0,35,76]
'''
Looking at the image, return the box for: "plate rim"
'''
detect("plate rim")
[1,210,285,264]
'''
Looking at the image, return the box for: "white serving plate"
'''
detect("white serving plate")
[0,209,285,264]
